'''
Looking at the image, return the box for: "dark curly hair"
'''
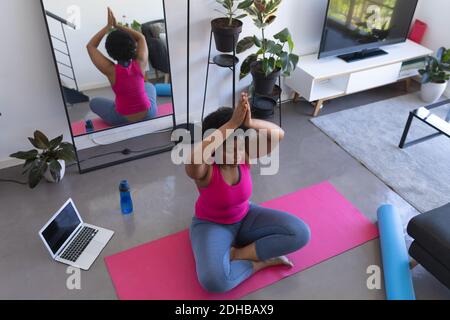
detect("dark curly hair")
[202,107,247,136]
[105,30,137,62]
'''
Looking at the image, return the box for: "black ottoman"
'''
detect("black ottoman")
[407,203,450,289]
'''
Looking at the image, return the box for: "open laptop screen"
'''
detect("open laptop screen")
[42,202,82,255]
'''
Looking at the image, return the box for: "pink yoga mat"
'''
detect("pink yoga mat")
[71,103,174,136]
[105,181,379,300]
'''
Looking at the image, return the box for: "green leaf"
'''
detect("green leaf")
[22,159,36,175]
[238,0,254,9]
[49,160,62,182]
[280,51,289,73]
[421,72,430,84]
[237,36,256,54]
[49,135,63,150]
[253,36,262,48]
[33,131,50,150]
[264,15,277,26]
[55,143,75,162]
[28,138,41,149]
[266,41,283,55]
[274,28,291,43]
[28,160,47,189]
[235,14,247,20]
[437,47,445,62]
[240,54,258,79]
[289,53,299,69]
[287,35,294,53]
[10,150,38,161]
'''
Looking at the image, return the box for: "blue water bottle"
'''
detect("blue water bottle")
[119,180,133,215]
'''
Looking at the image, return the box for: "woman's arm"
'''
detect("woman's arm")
[115,23,149,73]
[243,94,285,160]
[186,94,249,182]
[86,9,115,79]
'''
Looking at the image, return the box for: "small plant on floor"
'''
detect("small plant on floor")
[419,47,450,103]
[10,131,76,189]
[237,0,299,95]
[419,47,450,84]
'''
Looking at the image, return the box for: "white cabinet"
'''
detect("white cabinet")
[346,63,402,94]
[286,40,433,116]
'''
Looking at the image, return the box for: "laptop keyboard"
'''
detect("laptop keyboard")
[60,227,99,262]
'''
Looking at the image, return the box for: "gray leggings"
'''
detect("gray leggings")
[190,204,311,293]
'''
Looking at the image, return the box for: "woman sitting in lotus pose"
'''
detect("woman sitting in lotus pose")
[86,8,158,126]
[186,93,311,293]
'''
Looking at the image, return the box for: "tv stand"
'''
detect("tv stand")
[286,40,432,116]
[338,48,388,63]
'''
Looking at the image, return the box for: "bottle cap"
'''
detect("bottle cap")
[119,180,130,192]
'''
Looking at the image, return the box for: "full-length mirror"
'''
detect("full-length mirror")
[42,0,175,138]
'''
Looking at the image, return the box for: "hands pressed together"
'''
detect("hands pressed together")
[107,7,117,29]
[230,92,253,129]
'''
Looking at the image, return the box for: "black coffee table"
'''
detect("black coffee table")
[399,99,450,149]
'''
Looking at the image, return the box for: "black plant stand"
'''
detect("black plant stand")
[250,76,283,127]
[201,30,238,121]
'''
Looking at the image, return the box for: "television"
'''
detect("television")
[318,0,419,62]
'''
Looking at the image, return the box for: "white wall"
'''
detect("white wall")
[44,0,165,90]
[0,0,71,169]
[415,0,450,96]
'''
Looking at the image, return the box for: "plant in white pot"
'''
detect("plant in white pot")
[419,47,450,103]
[237,0,299,95]
[212,0,253,53]
[10,131,76,189]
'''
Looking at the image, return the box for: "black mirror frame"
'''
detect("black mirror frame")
[40,0,178,174]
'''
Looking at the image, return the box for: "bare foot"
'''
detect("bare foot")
[253,256,294,273]
[267,256,294,268]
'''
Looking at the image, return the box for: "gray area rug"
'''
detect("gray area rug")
[311,93,450,213]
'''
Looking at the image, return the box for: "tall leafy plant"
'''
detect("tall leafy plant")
[215,0,254,26]
[419,47,450,84]
[237,0,299,79]
[10,131,76,189]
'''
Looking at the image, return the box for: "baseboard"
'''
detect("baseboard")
[0,158,21,170]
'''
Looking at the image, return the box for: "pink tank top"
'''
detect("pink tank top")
[195,164,252,225]
[112,60,151,116]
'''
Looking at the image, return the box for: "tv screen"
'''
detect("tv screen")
[319,0,419,59]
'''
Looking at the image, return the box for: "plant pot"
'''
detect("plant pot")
[44,160,66,183]
[251,62,281,95]
[420,81,448,103]
[211,18,243,53]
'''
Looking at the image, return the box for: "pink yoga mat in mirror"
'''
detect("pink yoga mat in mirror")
[105,181,379,300]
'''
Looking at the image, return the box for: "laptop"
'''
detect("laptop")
[39,199,114,271]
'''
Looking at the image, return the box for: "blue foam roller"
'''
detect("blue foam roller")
[155,83,172,97]
[377,205,416,300]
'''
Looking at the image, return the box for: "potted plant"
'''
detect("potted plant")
[212,0,253,53]
[10,131,76,189]
[419,47,450,103]
[237,0,299,95]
